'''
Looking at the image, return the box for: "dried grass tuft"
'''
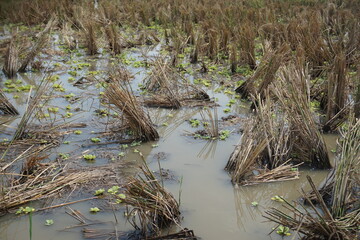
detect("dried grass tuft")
[13,76,52,141]
[105,69,159,141]
[225,95,294,185]
[143,57,210,108]
[0,162,109,212]
[2,36,18,78]
[122,157,180,236]
[236,43,290,100]
[0,89,19,115]
[103,21,121,55]
[18,16,56,72]
[264,119,360,239]
[272,64,331,169]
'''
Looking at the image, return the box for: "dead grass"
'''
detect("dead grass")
[2,36,18,78]
[18,15,56,72]
[13,76,52,141]
[122,156,180,236]
[143,57,210,108]
[225,95,295,185]
[103,21,122,55]
[272,64,331,169]
[326,52,347,120]
[105,69,159,141]
[264,117,360,240]
[0,161,111,212]
[0,89,19,115]
[235,43,290,100]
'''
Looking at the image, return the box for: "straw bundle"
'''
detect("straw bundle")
[2,36,18,78]
[264,117,360,240]
[272,64,331,169]
[105,70,159,141]
[0,89,19,115]
[122,159,180,236]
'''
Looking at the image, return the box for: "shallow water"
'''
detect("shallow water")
[0,35,335,240]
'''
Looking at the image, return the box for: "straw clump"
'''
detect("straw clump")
[2,36,19,78]
[143,58,210,108]
[225,95,296,185]
[104,69,159,142]
[272,64,331,169]
[0,158,111,213]
[0,88,19,115]
[122,158,180,237]
[264,117,360,240]
[226,62,333,185]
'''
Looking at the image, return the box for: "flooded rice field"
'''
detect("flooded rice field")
[0,1,359,240]
[0,33,334,240]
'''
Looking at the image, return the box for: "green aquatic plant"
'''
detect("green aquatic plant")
[276,225,291,236]
[64,93,75,99]
[271,195,284,203]
[16,206,35,240]
[118,193,126,199]
[17,85,33,92]
[74,130,82,135]
[219,130,230,138]
[95,109,109,116]
[47,107,59,113]
[108,186,120,195]
[235,65,254,76]
[224,89,235,95]
[223,108,231,113]
[91,137,101,143]
[49,75,60,82]
[130,141,142,147]
[229,99,236,105]
[94,189,105,196]
[64,112,73,118]
[45,219,54,226]
[122,144,129,149]
[58,153,69,160]
[3,88,14,93]
[87,70,101,76]
[16,206,35,214]
[68,71,78,77]
[251,201,259,207]
[90,207,100,213]
[133,60,147,68]
[189,119,200,127]
[83,154,96,160]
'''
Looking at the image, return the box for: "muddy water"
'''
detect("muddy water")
[0,37,334,240]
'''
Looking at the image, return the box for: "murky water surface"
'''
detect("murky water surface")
[0,33,335,240]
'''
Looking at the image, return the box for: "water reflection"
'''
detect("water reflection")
[197,140,218,159]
